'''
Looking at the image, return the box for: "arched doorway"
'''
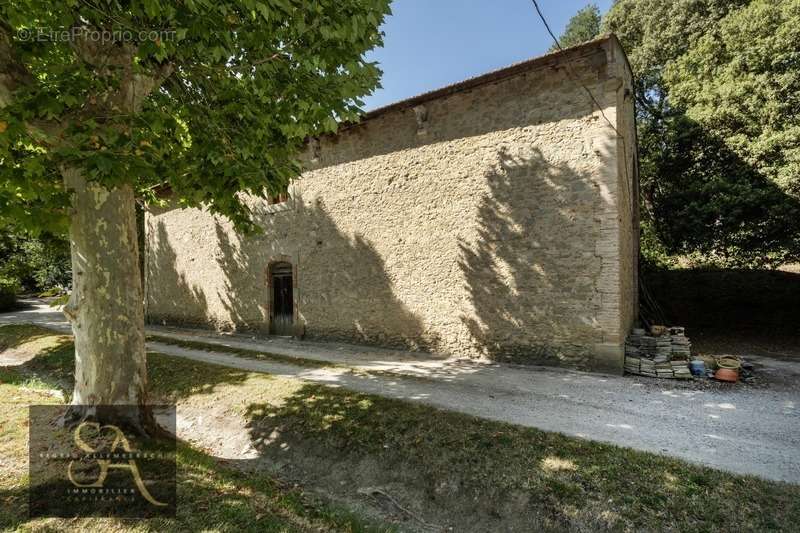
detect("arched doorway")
[269,262,294,335]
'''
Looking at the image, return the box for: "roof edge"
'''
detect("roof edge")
[355,33,619,125]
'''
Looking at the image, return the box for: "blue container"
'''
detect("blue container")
[689,360,706,376]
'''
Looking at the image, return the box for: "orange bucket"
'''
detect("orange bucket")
[715,368,739,382]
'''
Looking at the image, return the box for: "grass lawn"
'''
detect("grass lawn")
[2,324,799,532]
[146,334,334,369]
[0,325,386,533]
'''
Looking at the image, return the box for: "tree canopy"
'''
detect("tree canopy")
[603,0,800,268]
[0,0,391,429]
[0,0,391,232]
[551,4,601,51]
[665,0,800,198]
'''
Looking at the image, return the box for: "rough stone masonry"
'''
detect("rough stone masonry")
[145,35,639,374]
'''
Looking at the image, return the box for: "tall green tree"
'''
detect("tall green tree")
[0,0,390,431]
[602,0,748,112]
[603,0,800,268]
[665,0,800,198]
[551,4,601,51]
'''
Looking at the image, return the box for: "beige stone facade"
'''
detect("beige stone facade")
[145,35,639,373]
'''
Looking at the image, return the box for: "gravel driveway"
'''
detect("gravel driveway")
[3,298,799,484]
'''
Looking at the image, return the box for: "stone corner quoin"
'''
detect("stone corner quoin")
[144,35,639,374]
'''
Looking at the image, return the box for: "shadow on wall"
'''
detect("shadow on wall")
[458,147,612,365]
[146,200,441,352]
[284,199,442,351]
[146,221,210,328]
[212,220,268,330]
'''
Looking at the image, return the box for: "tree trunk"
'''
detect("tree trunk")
[62,167,156,434]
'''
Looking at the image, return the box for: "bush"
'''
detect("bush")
[0,278,19,312]
[0,227,71,293]
[639,219,678,271]
[48,292,70,307]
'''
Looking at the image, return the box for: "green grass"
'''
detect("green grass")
[146,334,334,369]
[0,325,391,533]
[2,324,800,532]
[241,385,800,531]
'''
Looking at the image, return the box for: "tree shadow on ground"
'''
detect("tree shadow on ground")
[0,325,75,395]
[242,382,592,532]
[147,352,251,401]
[0,442,374,532]
[0,323,68,352]
[235,381,800,533]
[0,325,251,402]
[4,326,798,532]
[0,332,378,532]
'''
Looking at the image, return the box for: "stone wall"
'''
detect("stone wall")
[145,35,638,372]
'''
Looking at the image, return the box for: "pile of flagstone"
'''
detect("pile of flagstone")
[624,326,692,379]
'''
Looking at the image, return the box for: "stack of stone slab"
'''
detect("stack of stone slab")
[625,326,692,379]
[670,327,691,358]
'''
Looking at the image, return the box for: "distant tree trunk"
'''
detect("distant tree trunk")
[61,166,156,434]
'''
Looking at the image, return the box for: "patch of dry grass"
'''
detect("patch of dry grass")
[0,325,390,533]
[3,324,800,532]
[239,382,800,532]
[147,334,333,369]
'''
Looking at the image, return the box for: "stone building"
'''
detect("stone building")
[145,35,639,373]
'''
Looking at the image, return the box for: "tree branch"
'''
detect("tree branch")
[0,22,35,107]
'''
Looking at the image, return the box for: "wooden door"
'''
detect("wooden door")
[270,263,293,335]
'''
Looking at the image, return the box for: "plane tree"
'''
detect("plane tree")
[0,0,390,432]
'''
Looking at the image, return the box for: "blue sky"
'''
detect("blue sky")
[362,0,613,110]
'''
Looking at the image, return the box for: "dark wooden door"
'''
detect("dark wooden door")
[270,263,293,335]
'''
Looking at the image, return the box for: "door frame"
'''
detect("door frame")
[266,257,298,335]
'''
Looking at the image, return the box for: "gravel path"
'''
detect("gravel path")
[3,299,799,484]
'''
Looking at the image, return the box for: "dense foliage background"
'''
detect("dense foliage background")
[555,0,800,269]
[0,227,70,291]
[0,225,70,309]
[602,0,800,269]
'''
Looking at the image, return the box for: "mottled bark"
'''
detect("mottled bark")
[2,28,173,434]
[62,167,155,433]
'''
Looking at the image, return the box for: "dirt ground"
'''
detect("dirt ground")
[692,328,800,361]
[689,328,800,391]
